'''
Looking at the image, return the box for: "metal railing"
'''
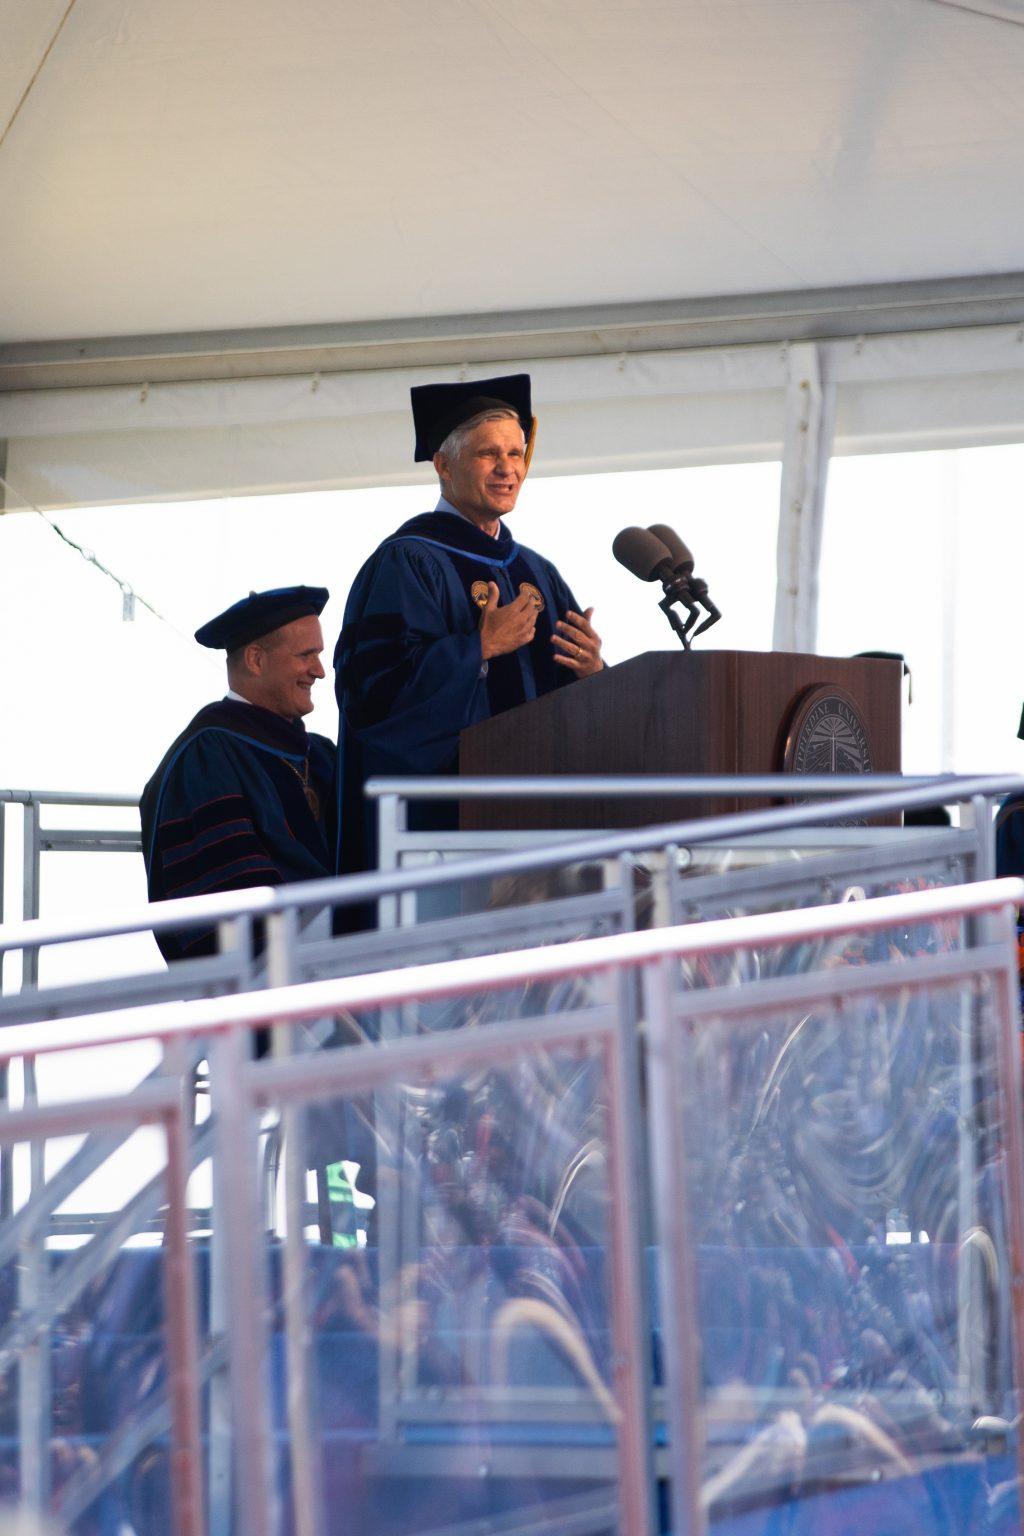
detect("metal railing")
[4,773,1020,1019]
[0,877,1021,1535]
[4,772,1016,969]
[6,774,946,959]
[0,773,1017,1465]
[368,770,971,863]
[0,790,141,988]
[0,777,1013,1259]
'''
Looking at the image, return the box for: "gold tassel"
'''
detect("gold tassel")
[524,414,538,473]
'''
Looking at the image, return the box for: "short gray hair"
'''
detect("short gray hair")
[435,407,524,470]
[225,626,283,678]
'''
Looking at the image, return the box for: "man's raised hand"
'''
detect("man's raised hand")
[479,582,539,661]
[552,608,603,678]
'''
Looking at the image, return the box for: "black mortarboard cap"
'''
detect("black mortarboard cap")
[410,373,534,462]
[195,585,329,650]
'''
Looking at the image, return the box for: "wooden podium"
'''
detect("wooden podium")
[458,649,902,832]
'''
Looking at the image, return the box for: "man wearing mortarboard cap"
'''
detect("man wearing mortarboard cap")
[334,374,603,879]
[141,586,336,962]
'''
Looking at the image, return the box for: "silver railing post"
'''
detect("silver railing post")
[0,1067,9,1220]
[643,957,703,1536]
[161,1038,206,1536]
[957,989,984,1409]
[987,899,1024,1493]
[22,798,41,986]
[605,1010,657,1535]
[958,795,999,1408]
[217,913,256,993]
[210,1026,276,1536]
[18,1050,51,1513]
[267,908,324,1536]
[208,914,258,1536]
[376,791,403,929]
[971,792,997,884]
[375,789,407,1442]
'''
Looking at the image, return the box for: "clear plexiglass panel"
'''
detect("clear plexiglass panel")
[671,901,968,995]
[268,990,640,1536]
[659,968,1023,1534]
[670,834,975,930]
[0,1115,207,1536]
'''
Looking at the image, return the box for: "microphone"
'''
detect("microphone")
[647,524,693,573]
[612,522,722,649]
[612,526,675,583]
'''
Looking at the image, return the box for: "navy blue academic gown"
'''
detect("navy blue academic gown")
[996,794,1024,881]
[140,699,336,961]
[996,794,1024,1013]
[334,504,580,876]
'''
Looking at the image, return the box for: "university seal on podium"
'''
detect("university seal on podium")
[783,685,874,776]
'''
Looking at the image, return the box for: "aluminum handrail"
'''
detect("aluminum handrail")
[0,772,1019,956]
[2,776,970,807]
[0,790,138,807]
[3,877,1021,1060]
[0,774,964,810]
[364,772,964,799]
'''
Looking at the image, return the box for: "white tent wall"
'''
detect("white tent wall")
[0,346,792,510]
[9,319,1024,499]
[5,319,1024,651]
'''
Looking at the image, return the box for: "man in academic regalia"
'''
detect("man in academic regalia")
[994,704,1024,1022]
[141,585,335,962]
[334,373,603,878]
[996,702,1024,879]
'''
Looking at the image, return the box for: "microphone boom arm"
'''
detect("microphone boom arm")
[659,590,697,649]
[689,600,722,641]
[659,574,721,650]
[683,575,721,642]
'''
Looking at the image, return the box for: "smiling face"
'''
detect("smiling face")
[233,613,325,719]
[434,415,527,532]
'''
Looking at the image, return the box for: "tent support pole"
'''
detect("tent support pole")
[772,341,835,654]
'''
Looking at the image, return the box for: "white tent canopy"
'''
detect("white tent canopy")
[5,0,1024,338]
[4,0,1024,643]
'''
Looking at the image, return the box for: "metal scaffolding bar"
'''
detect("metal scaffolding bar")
[5,271,1024,392]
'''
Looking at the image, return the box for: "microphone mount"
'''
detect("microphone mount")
[652,557,721,651]
[611,524,722,650]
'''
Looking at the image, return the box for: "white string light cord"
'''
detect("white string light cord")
[0,473,194,646]
[923,0,1024,23]
[0,0,81,156]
